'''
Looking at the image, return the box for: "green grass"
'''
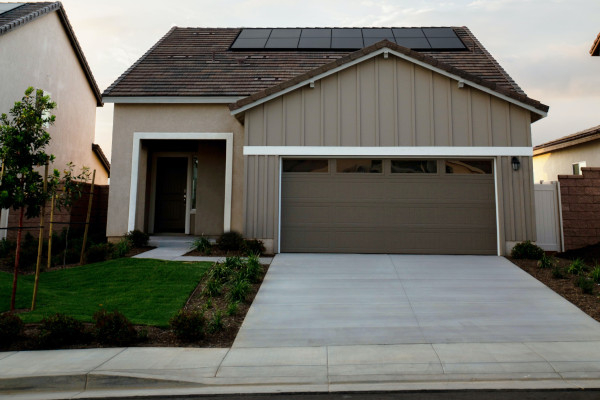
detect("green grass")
[0,258,211,327]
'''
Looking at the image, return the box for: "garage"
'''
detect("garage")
[281,158,497,254]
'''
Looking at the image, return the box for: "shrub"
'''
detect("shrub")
[208,311,224,334]
[169,310,205,341]
[577,276,595,294]
[0,239,14,258]
[241,254,263,283]
[511,240,545,260]
[224,256,244,271]
[93,309,138,346]
[227,277,250,303]
[0,312,24,346]
[204,278,222,297]
[126,230,149,248]
[38,313,87,348]
[552,265,566,279]
[567,259,587,276]
[226,301,239,316]
[112,238,131,259]
[86,243,112,264]
[244,239,265,256]
[217,231,245,252]
[591,266,600,283]
[204,298,213,310]
[209,262,232,284]
[538,253,555,269]
[193,236,212,255]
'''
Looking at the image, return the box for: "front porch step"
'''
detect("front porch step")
[148,235,198,248]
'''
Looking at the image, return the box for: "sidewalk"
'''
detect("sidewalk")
[2,342,600,399]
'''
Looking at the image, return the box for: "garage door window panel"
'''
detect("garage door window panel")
[391,160,437,174]
[282,159,329,173]
[336,159,382,173]
[445,160,493,174]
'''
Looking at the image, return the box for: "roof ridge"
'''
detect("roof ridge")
[459,26,525,95]
[535,124,600,150]
[103,27,177,96]
[0,1,59,35]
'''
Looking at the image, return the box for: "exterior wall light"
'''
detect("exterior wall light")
[511,157,521,171]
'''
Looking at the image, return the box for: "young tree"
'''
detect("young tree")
[0,87,56,311]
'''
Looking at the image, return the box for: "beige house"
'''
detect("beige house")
[0,2,109,237]
[103,27,548,255]
[533,125,600,182]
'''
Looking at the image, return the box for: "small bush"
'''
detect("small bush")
[86,243,112,264]
[577,276,595,294]
[93,309,138,346]
[552,265,566,279]
[591,266,600,283]
[39,313,87,348]
[208,311,224,334]
[224,256,244,271]
[204,278,222,297]
[226,301,239,316]
[169,310,205,342]
[244,239,265,256]
[193,236,212,255]
[567,258,587,276]
[0,239,14,258]
[0,312,24,346]
[112,238,131,259]
[217,231,245,252]
[511,240,545,260]
[209,262,232,284]
[204,298,213,309]
[538,253,555,269]
[241,254,263,283]
[126,230,149,248]
[227,277,250,303]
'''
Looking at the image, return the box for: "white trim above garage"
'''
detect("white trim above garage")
[244,146,533,157]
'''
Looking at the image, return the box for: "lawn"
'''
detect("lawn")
[0,258,212,327]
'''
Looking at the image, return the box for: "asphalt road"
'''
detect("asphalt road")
[97,389,600,400]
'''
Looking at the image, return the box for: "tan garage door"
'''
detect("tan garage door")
[281,158,497,254]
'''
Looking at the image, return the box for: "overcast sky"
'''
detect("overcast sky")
[58,0,600,159]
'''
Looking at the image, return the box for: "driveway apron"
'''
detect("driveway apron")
[233,254,600,347]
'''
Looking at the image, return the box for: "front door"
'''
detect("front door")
[154,157,187,233]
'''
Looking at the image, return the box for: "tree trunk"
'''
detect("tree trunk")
[10,206,25,311]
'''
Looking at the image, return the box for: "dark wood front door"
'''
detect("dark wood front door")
[154,157,187,233]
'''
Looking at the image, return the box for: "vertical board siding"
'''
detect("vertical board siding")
[396,59,413,146]
[244,155,279,241]
[414,67,433,145]
[359,59,377,146]
[433,74,451,146]
[500,155,535,242]
[471,90,491,146]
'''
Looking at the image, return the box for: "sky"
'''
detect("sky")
[58,0,600,159]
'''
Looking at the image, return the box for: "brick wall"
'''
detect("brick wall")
[6,184,109,241]
[558,167,600,250]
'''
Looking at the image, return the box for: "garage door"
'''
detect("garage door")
[281,158,497,254]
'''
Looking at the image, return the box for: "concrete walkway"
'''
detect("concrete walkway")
[234,254,600,347]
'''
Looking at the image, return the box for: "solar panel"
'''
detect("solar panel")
[230,27,466,51]
[0,3,24,15]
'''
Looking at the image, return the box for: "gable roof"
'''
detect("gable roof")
[229,39,548,121]
[591,32,600,56]
[103,26,534,106]
[534,125,600,156]
[0,2,102,106]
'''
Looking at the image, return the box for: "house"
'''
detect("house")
[0,2,109,239]
[103,27,548,255]
[533,125,600,182]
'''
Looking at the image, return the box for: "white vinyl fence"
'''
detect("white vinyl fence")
[534,182,564,252]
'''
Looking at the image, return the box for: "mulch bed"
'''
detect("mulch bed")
[184,247,274,258]
[508,256,600,323]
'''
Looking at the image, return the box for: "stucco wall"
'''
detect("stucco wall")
[0,11,107,184]
[106,104,244,238]
[533,141,600,182]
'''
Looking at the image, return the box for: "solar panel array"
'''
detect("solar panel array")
[0,3,24,15]
[231,28,466,51]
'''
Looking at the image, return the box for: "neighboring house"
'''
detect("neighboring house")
[0,2,109,238]
[103,27,548,255]
[591,32,600,56]
[533,125,600,182]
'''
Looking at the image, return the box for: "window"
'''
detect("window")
[445,160,492,174]
[391,160,437,173]
[336,159,382,173]
[191,156,198,208]
[283,159,328,173]
[572,161,586,175]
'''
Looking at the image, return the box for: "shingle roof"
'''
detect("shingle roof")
[230,39,548,118]
[591,32,600,56]
[103,26,539,110]
[534,125,600,156]
[0,2,102,106]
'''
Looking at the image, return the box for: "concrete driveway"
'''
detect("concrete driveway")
[233,254,600,347]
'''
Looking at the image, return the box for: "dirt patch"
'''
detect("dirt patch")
[557,242,600,265]
[508,257,600,323]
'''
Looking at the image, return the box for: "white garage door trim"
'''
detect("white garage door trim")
[277,156,502,256]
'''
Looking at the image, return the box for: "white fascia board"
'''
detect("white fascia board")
[243,146,533,157]
[104,96,243,104]
[231,47,547,119]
